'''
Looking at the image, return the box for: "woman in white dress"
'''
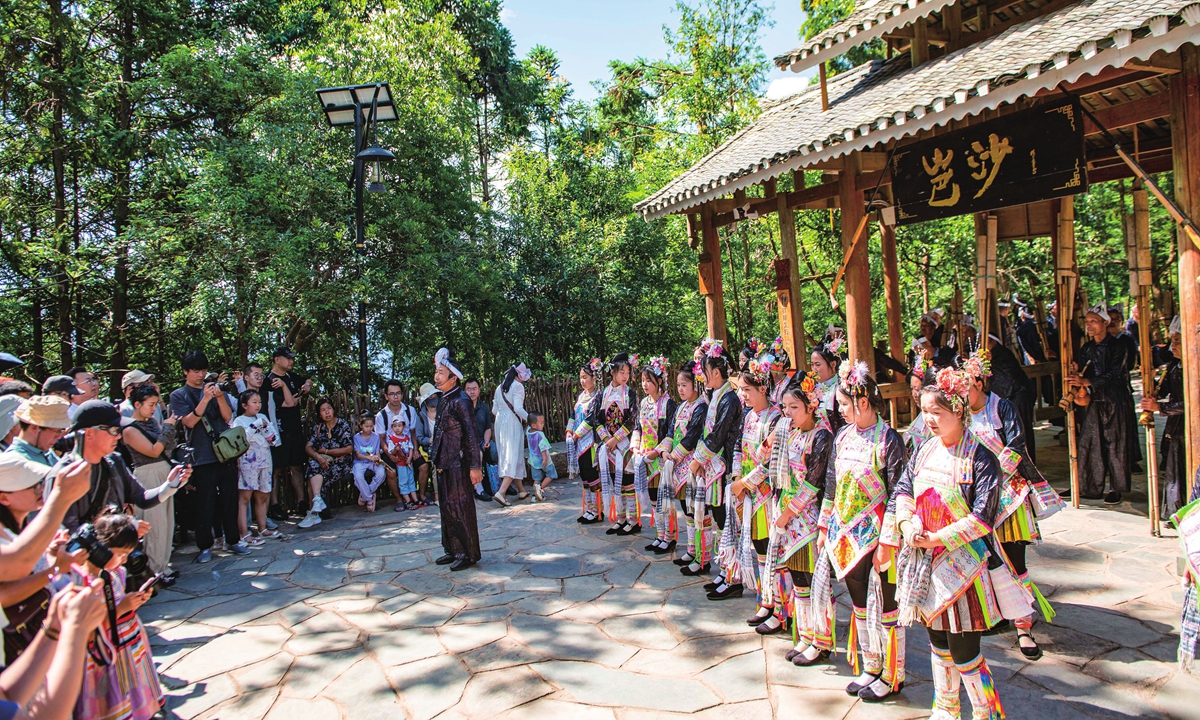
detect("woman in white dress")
[492,363,531,506]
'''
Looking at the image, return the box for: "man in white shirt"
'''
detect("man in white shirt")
[65,367,98,421]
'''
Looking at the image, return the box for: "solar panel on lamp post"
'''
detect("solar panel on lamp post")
[314,83,397,396]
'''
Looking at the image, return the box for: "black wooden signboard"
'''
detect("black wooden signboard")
[891,99,1088,225]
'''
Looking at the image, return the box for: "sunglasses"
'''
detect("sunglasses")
[92,426,123,437]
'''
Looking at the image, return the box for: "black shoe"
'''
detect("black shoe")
[605,524,622,535]
[846,674,878,696]
[1104,491,1123,505]
[703,578,723,591]
[1017,630,1044,661]
[449,557,476,571]
[435,553,456,565]
[680,563,711,577]
[793,649,831,666]
[1132,463,1144,474]
[652,540,677,555]
[645,540,662,551]
[579,515,603,525]
[475,493,493,502]
[747,609,772,626]
[755,619,784,635]
[617,523,642,536]
[784,648,800,661]
[858,681,903,702]
[673,555,694,566]
[706,583,744,600]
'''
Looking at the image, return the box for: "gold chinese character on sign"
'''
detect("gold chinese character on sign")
[922,148,960,208]
[966,133,1013,199]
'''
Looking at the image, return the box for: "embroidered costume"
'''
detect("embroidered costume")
[660,394,707,559]
[691,380,742,571]
[588,378,638,526]
[570,385,599,519]
[632,390,676,542]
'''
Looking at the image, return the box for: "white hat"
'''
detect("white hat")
[121,369,154,390]
[418,382,440,405]
[1170,316,1182,335]
[961,314,977,331]
[1086,303,1110,320]
[0,395,22,441]
[0,455,51,493]
[434,348,463,380]
[930,308,944,319]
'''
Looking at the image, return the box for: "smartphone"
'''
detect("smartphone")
[139,572,165,593]
[74,431,85,458]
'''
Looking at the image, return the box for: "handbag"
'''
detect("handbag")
[3,585,51,661]
[499,389,526,428]
[200,416,249,464]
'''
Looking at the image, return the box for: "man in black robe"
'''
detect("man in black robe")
[1141,317,1186,516]
[1016,306,1056,410]
[1069,304,1135,504]
[430,348,483,571]
[986,333,1038,463]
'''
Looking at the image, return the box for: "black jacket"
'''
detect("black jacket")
[430,385,482,471]
[699,387,742,472]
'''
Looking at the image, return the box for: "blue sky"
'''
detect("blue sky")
[500,0,810,102]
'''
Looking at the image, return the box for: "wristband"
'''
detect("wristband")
[44,625,60,641]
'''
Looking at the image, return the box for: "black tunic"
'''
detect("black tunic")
[1156,358,1186,516]
[430,384,483,561]
[988,344,1037,463]
[1076,334,1134,496]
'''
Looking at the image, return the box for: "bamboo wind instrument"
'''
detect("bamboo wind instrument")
[1140,361,1163,537]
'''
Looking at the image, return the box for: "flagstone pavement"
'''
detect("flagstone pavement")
[145,479,1199,720]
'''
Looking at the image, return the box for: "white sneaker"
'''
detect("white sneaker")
[310,496,327,514]
[533,485,545,502]
[297,512,322,529]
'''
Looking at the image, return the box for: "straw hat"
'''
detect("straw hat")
[14,395,71,430]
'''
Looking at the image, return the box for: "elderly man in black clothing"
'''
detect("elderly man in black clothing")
[985,332,1038,463]
[1068,304,1136,504]
[430,348,483,571]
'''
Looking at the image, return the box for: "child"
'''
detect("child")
[526,411,557,502]
[353,413,387,512]
[387,417,419,509]
[232,390,281,544]
[76,512,165,720]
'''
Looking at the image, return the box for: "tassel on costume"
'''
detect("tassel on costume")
[1020,572,1056,624]
[847,607,864,676]
[959,654,1005,719]
[881,610,904,688]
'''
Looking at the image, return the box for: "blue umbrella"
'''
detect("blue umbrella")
[0,353,24,373]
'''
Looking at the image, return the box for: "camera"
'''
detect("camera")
[65,524,113,570]
[172,443,195,467]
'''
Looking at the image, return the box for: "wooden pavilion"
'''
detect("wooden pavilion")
[635,0,1200,508]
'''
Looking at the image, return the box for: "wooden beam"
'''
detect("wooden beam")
[1170,44,1200,500]
[884,25,950,44]
[912,17,930,67]
[1087,154,1174,184]
[1083,93,1170,136]
[777,196,808,371]
[1128,54,1182,75]
[944,1,963,52]
[698,204,728,343]
[686,213,701,250]
[880,222,905,383]
[1132,182,1160,533]
[819,62,830,112]
[1052,196,1080,507]
[839,156,874,373]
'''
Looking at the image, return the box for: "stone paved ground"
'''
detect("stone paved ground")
[143,458,1200,720]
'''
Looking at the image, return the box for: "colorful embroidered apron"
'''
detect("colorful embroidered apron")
[597,384,631,518]
[566,389,596,478]
[719,405,779,586]
[827,419,888,580]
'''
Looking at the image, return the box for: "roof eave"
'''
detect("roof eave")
[638,16,1199,223]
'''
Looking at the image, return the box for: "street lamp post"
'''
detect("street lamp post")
[314,83,397,395]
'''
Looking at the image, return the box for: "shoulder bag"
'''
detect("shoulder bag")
[200,416,249,464]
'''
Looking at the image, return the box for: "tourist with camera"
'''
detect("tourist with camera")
[69,512,164,720]
[120,385,179,584]
[5,396,70,469]
[52,401,190,535]
[169,351,245,563]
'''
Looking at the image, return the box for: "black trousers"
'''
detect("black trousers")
[192,461,240,550]
[845,551,898,612]
[927,627,982,664]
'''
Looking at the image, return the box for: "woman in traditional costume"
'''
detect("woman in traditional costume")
[570,359,603,524]
[769,336,793,408]
[588,353,639,534]
[904,366,934,455]
[662,362,708,561]
[810,339,845,432]
[766,371,834,664]
[714,352,784,624]
[684,340,743,579]
[633,357,677,552]
[1142,317,1187,517]
[815,363,907,702]
[894,367,1022,720]
[963,348,1063,661]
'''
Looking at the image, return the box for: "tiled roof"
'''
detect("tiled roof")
[773,0,957,74]
[636,0,1200,221]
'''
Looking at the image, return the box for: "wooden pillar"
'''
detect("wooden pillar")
[974,212,999,348]
[778,196,809,370]
[1052,197,1080,507]
[912,17,929,67]
[699,203,728,343]
[839,155,874,372]
[1171,44,1200,499]
[880,222,905,379]
[1131,182,1161,533]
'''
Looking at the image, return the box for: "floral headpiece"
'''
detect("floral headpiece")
[825,337,845,355]
[689,359,705,384]
[935,366,974,412]
[795,370,823,407]
[645,356,669,377]
[629,353,640,371]
[838,360,870,396]
[586,357,603,377]
[744,354,774,386]
[962,347,991,380]
[745,337,763,356]
[696,337,725,359]
[769,336,791,370]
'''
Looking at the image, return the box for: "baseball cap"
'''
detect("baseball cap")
[42,375,81,396]
[272,346,296,360]
[121,369,154,389]
[70,400,133,432]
